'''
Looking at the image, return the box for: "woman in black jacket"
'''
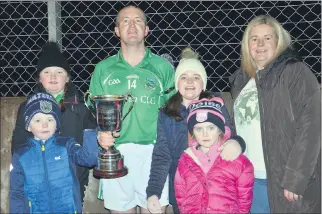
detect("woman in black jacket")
[230,15,320,213]
[11,42,96,204]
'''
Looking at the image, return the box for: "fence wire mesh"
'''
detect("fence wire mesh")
[1,1,321,97]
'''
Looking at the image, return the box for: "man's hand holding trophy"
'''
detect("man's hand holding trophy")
[84,92,134,179]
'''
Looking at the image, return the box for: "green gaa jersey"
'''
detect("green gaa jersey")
[89,48,175,146]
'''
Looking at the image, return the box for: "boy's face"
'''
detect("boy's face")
[27,113,57,141]
[193,122,221,149]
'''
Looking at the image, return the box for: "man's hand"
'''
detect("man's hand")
[147,195,162,214]
[284,189,302,201]
[97,131,119,150]
[218,139,242,161]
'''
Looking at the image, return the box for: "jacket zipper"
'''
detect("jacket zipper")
[42,143,53,213]
[29,201,32,213]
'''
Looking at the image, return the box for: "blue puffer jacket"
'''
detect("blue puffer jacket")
[146,93,245,207]
[10,130,98,214]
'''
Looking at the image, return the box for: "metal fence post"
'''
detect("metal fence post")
[47,0,62,48]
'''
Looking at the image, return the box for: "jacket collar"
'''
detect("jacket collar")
[230,48,301,93]
[116,48,152,68]
[255,48,300,89]
[29,135,57,150]
[180,104,187,111]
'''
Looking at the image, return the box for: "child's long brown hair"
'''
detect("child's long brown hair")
[58,84,68,112]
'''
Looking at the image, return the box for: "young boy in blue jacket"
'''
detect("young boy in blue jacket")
[10,92,98,213]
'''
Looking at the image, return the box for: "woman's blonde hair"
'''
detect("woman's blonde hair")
[240,15,292,77]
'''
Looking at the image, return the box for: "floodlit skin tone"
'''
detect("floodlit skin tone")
[114,6,149,67]
[115,7,148,47]
[177,72,204,107]
[39,67,69,97]
[27,113,57,141]
[193,122,222,153]
[248,24,277,69]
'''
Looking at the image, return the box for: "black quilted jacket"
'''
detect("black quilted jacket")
[230,49,321,213]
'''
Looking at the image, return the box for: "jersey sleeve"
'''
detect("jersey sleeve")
[87,63,105,107]
[162,61,176,101]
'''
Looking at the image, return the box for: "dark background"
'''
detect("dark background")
[1,1,321,96]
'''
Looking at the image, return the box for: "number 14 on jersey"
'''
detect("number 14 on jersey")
[128,79,137,89]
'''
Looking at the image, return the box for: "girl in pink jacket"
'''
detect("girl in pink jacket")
[174,97,254,213]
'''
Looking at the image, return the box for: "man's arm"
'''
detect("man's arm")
[162,61,176,101]
[87,63,105,106]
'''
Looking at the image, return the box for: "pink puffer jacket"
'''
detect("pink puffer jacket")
[175,148,254,213]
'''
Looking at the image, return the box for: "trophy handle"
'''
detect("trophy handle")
[84,90,96,118]
[121,93,135,122]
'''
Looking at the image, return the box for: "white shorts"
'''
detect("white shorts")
[99,143,169,211]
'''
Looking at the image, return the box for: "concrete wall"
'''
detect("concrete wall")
[1,97,26,214]
[0,92,233,213]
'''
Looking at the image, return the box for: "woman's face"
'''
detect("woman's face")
[248,24,277,69]
[177,71,204,106]
[39,67,69,96]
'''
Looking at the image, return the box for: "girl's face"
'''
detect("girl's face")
[39,67,69,96]
[27,113,57,140]
[193,122,221,152]
[248,24,277,69]
[177,71,204,106]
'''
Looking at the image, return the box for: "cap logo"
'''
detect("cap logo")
[196,112,208,122]
[40,100,53,113]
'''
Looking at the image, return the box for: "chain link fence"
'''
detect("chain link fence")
[1,1,321,97]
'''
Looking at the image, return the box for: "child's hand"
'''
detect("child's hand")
[284,189,302,201]
[147,195,162,214]
[218,139,241,161]
[97,131,119,149]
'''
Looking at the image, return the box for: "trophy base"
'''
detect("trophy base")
[93,167,128,179]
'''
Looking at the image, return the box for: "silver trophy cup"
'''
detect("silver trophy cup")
[84,91,134,179]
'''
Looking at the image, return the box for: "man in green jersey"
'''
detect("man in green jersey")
[88,5,174,214]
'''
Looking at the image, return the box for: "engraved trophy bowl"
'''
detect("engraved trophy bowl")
[84,91,134,179]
